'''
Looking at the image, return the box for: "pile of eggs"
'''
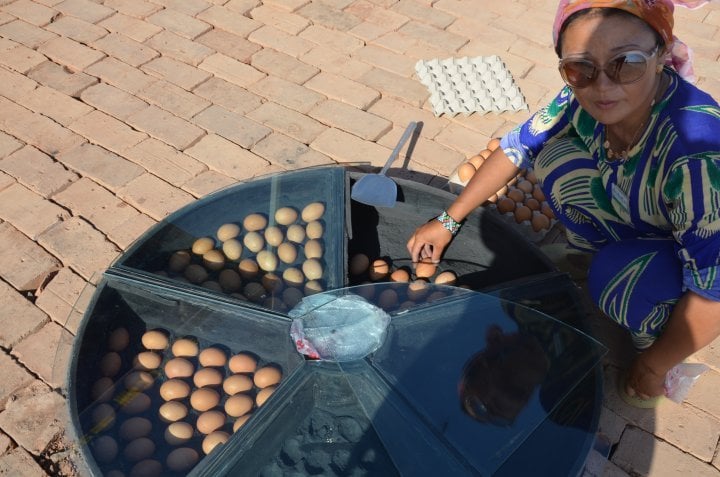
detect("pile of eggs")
[453,138,556,234]
[160,202,326,312]
[87,327,283,476]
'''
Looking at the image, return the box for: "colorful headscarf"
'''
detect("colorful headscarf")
[552,0,714,83]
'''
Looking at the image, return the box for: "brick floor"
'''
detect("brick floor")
[1,1,719,475]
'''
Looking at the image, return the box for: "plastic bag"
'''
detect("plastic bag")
[664,362,709,403]
[289,293,391,362]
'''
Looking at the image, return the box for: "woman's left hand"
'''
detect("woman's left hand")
[625,353,666,399]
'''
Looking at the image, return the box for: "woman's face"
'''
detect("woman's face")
[560,13,663,128]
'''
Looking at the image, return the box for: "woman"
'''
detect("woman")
[407,0,720,407]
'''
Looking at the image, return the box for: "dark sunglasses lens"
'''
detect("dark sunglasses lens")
[612,53,649,84]
[561,61,596,88]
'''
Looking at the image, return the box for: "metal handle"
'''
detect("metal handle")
[379,121,417,175]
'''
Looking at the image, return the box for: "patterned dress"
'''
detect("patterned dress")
[500,68,720,346]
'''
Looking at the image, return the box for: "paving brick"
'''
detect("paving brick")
[55,0,114,22]
[0,352,35,412]
[251,132,326,169]
[0,11,10,24]
[0,97,86,156]
[197,5,262,37]
[38,216,120,279]
[309,99,391,141]
[147,8,212,39]
[152,0,212,16]
[69,109,147,154]
[98,12,162,43]
[694,334,720,373]
[102,0,163,18]
[448,18,508,45]
[0,19,57,49]
[0,445,48,476]
[398,21,468,52]
[1,145,78,196]
[0,222,61,292]
[136,79,210,120]
[364,67,430,107]
[310,127,389,166]
[106,212,156,249]
[261,0,307,12]
[300,46,373,80]
[0,42,47,74]
[44,18,106,47]
[305,72,379,110]
[195,29,262,63]
[117,173,195,220]
[248,25,315,58]
[182,169,238,198]
[0,279,48,348]
[493,13,553,47]
[0,383,65,455]
[79,82,148,120]
[0,171,13,192]
[191,77,264,115]
[192,105,271,149]
[373,30,421,54]
[686,368,720,421]
[93,32,161,68]
[0,64,40,103]
[366,97,447,139]
[184,134,270,180]
[56,143,144,191]
[247,101,327,144]
[448,111,511,141]
[126,106,205,150]
[34,267,86,326]
[344,0,409,30]
[296,2,361,31]
[27,60,98,98]
[249,5,309,34]
[226,0,262,14]
[250,48,318,84]
[390,0,455,29]
[612,426,719,477]
[299,25,365,54]
[291,148,336,168]
[432,122,491,157]
[348,21,392,42]
[248,75,325,113]
[13,321,69,387]
[124,138,206,187]
[352,44,417,77]
[0,0,58,26]
[0,131,23,159]
[37,36,106,72]
[141,56,212,91]
[380,127,464,176]
[84,57,155,95]
[145,30,213,66]
[0,183,69,239]
[22,85,94,126]
[198,53,266,88]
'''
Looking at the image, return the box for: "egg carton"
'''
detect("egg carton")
[415,55,528,117]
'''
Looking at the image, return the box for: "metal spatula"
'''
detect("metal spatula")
[351,121,417,208]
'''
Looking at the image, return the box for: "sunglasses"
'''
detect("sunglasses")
[558,47,659,89]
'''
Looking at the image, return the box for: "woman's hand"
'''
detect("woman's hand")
[407,219,453,264]
[625,353,666,399]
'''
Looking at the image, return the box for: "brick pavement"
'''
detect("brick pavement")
[0,0,719,475]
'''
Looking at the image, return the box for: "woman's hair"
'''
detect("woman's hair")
[555,8,665,57]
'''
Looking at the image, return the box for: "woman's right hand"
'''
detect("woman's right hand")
[407,219,453,264]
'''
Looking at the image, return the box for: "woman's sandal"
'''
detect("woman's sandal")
[617,375,664,409]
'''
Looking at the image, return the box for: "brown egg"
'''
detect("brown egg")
[217,223,240,242]
[457,162,476,182]
[304,239,323,259]
[243,231,264,253]
[203,280,222,292]
[282,287,304,308]
[222,238,243,261]
[92,377,114,402]
[479,148,493,159]
[124,437,155,462]
[304,280,323,295]
[190,388,220,412]
[124,371,155,392]
[526,169,538,184]
[468,154,485,169]
[506,187,525,203]
[264,226,284,247]
[225,394,253,417]
[197,347,226,367]
[378,288,398,309]
[228,353,257,374]
[274,206,298,225]
[223,374,254,395]
[368,258,390,281]
[496,184,509,197]
[286,224,306,243]
[100,352,122,377]
[233,414,252,432]
[159,401,188,423]
[407,279,429,301]
[496,197,516,214]
[202,431,230,455]
[243,282,265,302]
[166,447,198,473]
[306,221,323,240]
[165,422,194,446]
[525,197,540,211]
[238,258,259,279]
[168,250,192,273]
[91,435,118,463]
[164,358,194,378]
[130,459,162,477]
[541,201,555,220]
[183,264,208,284]
[243,213,267,232]
[301,202,325,222]
[282,267,304,287]
[218,269,242,292]
[196,410,226,435]
[302,258,323,280]
[108,327,130,352]
[349,254,370,276]
[532,184,546,202]
[202,249,225,271]
[160,379,191,401]
[486,193,498,204]
[516,178,533,194]
[390,267,411,282]
[256,385,276,406]
[119,417,153,441]
[134,351,161,371]
[122,392,151,414]
[194,368,224,388]
[261,272,284,293]
[172,338,199,357]
[254,366,282,388]
[192,237,215,255]
[414,260,436,279]
[487,137,501,151]
[531,211,551,232]
[92,403,116,429]
[434,270,458,285]
[514,205,532,223]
